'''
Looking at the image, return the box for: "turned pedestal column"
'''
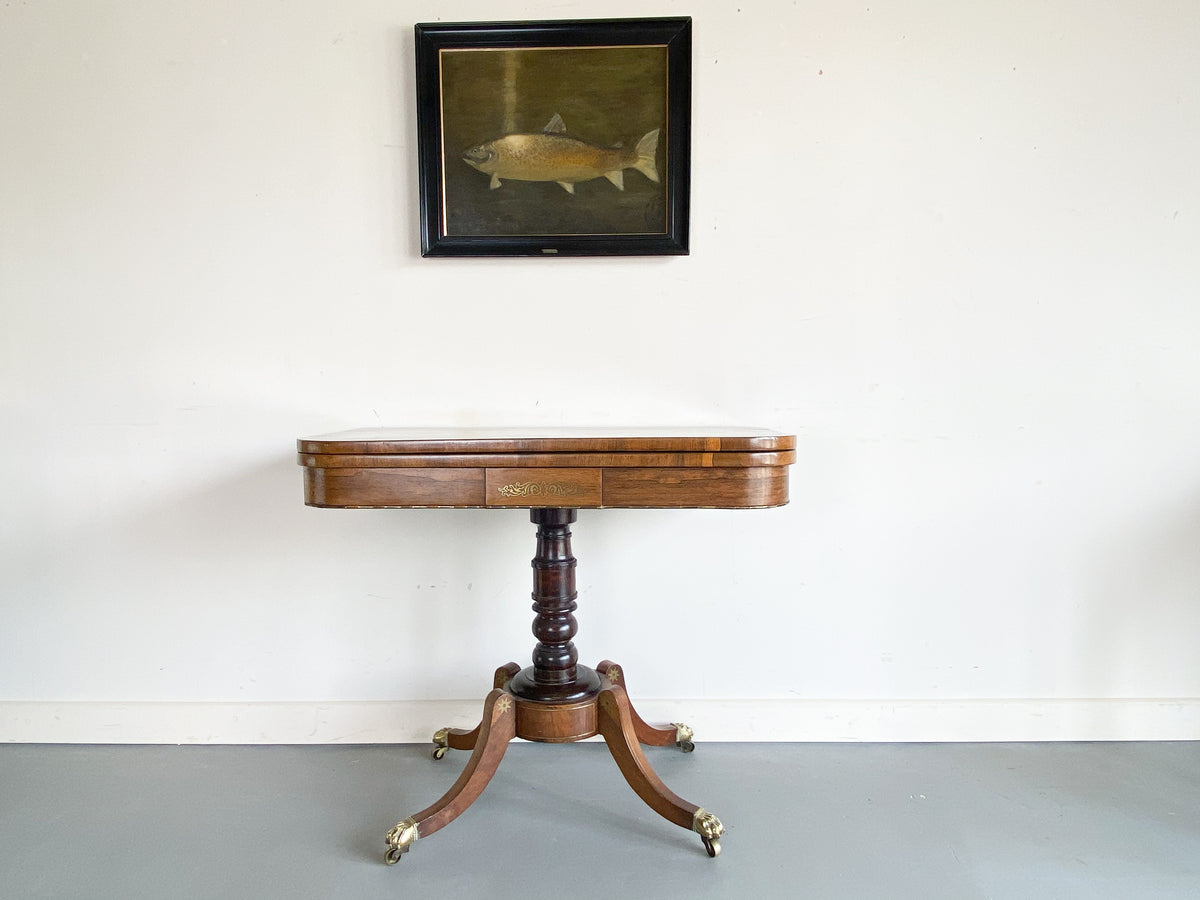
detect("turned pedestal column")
[508,509,601,702]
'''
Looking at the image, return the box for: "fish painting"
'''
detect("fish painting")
[462,114,659,194]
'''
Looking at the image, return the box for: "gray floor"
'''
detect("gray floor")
[1,741,1197,899]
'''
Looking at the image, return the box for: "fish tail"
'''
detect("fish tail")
[633,128,660,183]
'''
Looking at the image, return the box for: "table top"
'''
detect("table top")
[299,427,794,510]
[298,427,793,454]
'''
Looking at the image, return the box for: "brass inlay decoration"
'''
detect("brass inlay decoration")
[607,665,622,684]
[498,481,587,498]
[496,695,513,715]
[385,818,419,864]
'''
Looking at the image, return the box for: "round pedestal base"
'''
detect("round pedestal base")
[512,693,599,742]
[508,664,602,703]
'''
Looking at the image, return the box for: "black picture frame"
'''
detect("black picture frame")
[414,17,692,257]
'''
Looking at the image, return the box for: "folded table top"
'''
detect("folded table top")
[298,427,795,509]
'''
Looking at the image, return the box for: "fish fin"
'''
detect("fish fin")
[633,128,660,183]
[543,113,567,134]
[489,174,502,189]
[557,181,575,194]
[604,170,625,190]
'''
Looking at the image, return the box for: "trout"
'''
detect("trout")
[462,113,659,194]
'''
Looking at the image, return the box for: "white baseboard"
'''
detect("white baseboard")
[3,698,1198,744]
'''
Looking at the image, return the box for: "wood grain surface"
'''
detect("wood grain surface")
[299,428,794,509]
[298,427,793,455]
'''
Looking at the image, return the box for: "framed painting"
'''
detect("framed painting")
[414,17,692,257]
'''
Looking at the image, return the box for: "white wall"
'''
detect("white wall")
[2,1,1198,743]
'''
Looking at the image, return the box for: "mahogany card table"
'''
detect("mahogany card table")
[297,427,795,864]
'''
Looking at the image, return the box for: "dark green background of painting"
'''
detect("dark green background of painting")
[439,46,668,237]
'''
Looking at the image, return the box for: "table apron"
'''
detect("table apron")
[303,466,789,509]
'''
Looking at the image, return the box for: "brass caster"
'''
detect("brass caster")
[385,819,419,865]
[384,845,407,865]
[673,722,696,753]
[692,808,724,859]
[431,727,450,761]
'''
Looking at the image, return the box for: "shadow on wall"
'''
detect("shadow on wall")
[1081,488,1200,701]
[5,451,530,702]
